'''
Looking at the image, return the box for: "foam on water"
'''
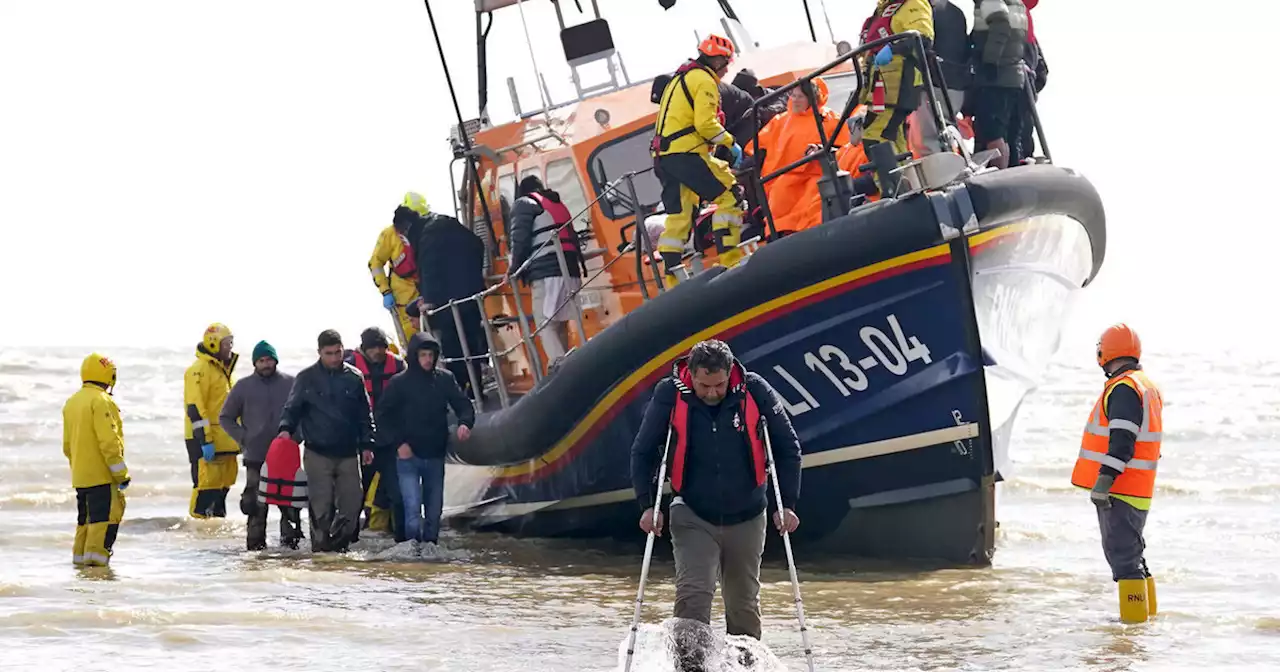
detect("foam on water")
[616,619,789,672]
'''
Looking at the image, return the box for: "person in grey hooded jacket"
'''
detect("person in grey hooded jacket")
[219,340,301,550]
[970,0,1029,169]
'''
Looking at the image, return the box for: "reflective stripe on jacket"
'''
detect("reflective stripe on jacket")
[1071,369,1163,499]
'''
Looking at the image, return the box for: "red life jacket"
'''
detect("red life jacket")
[528,192,577,253]
[668,359,767,493]
[259,437,307,509]
[864,2,904,44]
[351,351,403,407]
[391,230,417,278]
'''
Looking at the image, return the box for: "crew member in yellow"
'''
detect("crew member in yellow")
[651,34,746,288]
[1072,324,1163,624]
[370,192,427,347]
[185,323,240,518]
[63,353,129,567]
[858,0,935,156]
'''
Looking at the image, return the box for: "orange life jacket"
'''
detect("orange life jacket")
[1071,369,1163,499]
[391,230,417,279]
[668,360,767,493]
[351,352,403,408]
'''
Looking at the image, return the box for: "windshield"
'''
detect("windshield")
[586,127,662,220]
[546,158,592,235]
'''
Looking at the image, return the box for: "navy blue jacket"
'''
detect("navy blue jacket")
[630,371,802,526]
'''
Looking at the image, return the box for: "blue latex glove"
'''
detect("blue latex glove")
[874,45,894,67]
[382,292,396,310]
[201,443,215,462]
[117,479,130,491]
[729,144,743,168]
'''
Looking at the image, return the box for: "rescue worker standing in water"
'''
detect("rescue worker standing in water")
[1072,324,1163,624]
[858,0,935,156]
[651,34,747,288]
[185,323,240,519]
[63,353,130,567]
[370,192,427,347]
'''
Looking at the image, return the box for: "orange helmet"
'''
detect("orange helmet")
[1096,323,1141,367]
[698,34,735,60]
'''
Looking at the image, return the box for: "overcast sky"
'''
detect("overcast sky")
[1,0,1274,359]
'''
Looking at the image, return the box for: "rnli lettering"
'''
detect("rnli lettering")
[770,313,933,417]
[1127,594,1146,603]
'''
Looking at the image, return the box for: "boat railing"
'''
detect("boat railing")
[742,30,962,231]
[421,168,668,409]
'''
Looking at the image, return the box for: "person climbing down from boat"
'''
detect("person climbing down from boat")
[1072,324,1163,624]
[63,353,129,567]
[651,34,748,289]
[409,201,489,402]
[910,0,971,156]
[1013,0,1048,165]
[629,339,802,665]
[219,340,301,551]
[746,76,849,234]
[344,327,407,542]
[185,323,240,519]
[369,192,427,347]
[509,175,587,366]
[969,0,1030,169]
[375,332,475,555]
[277,329,374,553]
[858,0,935,157]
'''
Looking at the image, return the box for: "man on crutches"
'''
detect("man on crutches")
[629,339,804,670]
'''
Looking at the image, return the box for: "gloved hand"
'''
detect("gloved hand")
[1090,473,1115,509]
[201,443,215,462]
[382,292,396,310]
[874,45,894,67]
[729,143,743,168]
[117,479,130,491]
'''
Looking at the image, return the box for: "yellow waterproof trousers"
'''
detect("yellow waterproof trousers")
[388,274,421,346]
[363,471,391,533]
[655,153,745,284]
[191,453,239,519]
[75,484,125,567]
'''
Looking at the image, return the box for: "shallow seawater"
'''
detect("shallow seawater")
[3,347,1280,671]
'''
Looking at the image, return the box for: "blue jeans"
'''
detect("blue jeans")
[397,456,445,543]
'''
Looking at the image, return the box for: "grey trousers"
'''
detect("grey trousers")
[303,450,362,553]
[240,463,302,551]
[670,502,767,640]
[1098,498,1151,581]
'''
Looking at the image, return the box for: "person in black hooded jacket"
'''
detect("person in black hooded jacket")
[375,332,475,551]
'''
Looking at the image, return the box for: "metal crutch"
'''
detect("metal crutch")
[764,425,816,672]
[623,426,674,672]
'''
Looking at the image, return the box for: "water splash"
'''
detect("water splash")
[616,618,788,672]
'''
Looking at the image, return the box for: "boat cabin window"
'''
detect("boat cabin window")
[519,166,542,186]
[819,72,860,114]
[498,173,516,210]
[546,158,591,234]
[587,127,663,220]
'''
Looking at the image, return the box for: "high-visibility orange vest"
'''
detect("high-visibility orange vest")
[1071,369,1163,499]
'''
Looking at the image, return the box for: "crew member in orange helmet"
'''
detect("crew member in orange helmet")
[1071,324,1164,623]
[747,76,848,234]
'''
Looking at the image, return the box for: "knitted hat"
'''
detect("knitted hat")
[252,340,279,363]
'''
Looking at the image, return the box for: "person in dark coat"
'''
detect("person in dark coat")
[375,332,475,554]
[629,339,802,667]
[405,205,490,401]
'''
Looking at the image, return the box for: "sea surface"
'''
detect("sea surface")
[2,346,1278,671]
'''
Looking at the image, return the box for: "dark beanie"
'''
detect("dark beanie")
[732,68,759,93]
[361,327,390,350]
[252,341,278,363]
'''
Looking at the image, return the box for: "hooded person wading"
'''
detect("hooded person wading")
[375,332,475,554]
[1073,324,1164,624]
[651,34,748,289]
[63,353,130,567]
[185,323,240,519]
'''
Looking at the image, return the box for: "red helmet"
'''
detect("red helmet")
[1096,323,1141,367]
[698,34,735,59]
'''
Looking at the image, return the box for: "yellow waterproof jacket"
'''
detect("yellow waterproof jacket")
[63,384,129,488]
[369,225,417,295]
[183,348,239,454]
[654,63,734,157]
[861,0,935,105]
